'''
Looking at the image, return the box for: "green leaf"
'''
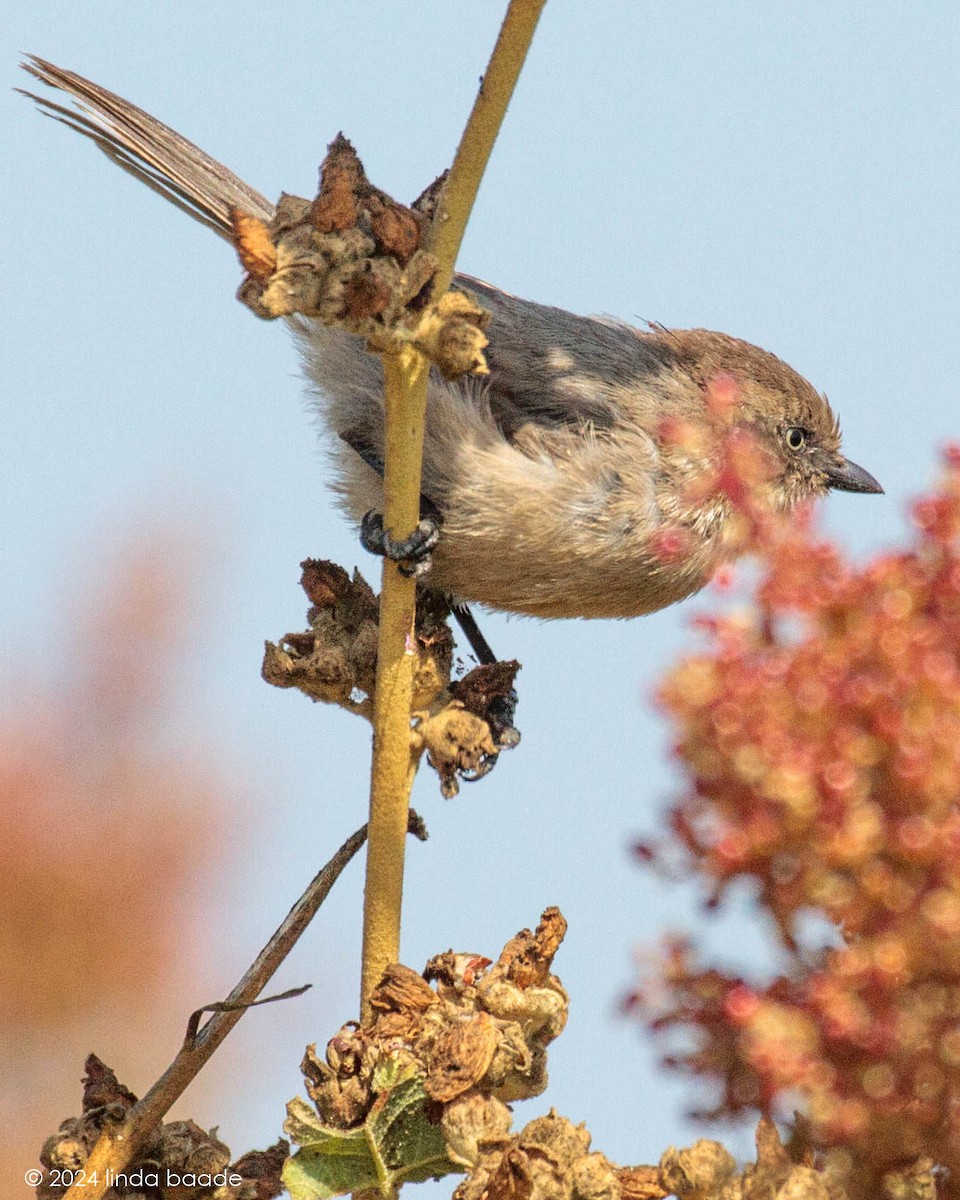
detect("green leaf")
[282,1076,459,1200]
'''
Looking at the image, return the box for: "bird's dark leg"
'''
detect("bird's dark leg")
[450,602,497,665]
[342,430,500,666]
[449,602,520,759]
[341,430,520,764]
[342,429,441,577]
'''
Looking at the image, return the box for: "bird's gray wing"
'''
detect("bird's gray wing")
[461,277,666,436]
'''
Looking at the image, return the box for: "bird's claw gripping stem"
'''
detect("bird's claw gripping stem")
[360,510,441,578]
[458,688,521,783]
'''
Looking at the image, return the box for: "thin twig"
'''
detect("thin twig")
[64,815,427,1200]
[358,0,547,1023]
[182,984,312,1048]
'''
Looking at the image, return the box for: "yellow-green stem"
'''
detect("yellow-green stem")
[358,0,547,1022]
[360,348,429,1018]
[425,0,547,286]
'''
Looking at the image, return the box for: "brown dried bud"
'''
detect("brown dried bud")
[262,563,381,710]
[424,952,493,994]
[373,1010,424,1041]
[517,1112,592,1162]
[449,661,520,723]
[368,194,422,265]
[339,263,395,319]
[307,1071,372,1129]
[81,1053,138,1113]
[231,1139,290,1200]
[413,289,490,379]
[425,1013,500,1102]
[323,1027,366,1077]
[454,1113,620,1200]
[481,1021,543,1103]
[572,1153,623,1200]
[370,962,440,1013]
[39,1130,88,1172]
[658,1140,737,1198]
[310,133,364,232]
[441,1093,514,1169]
[485,1147,535,1200]
[262,635,357,706]
[300,558,352,609]
[614,1166,667,1200]
[487,907,569,991]
[160,1118,232,1177]
[416,703,498,799]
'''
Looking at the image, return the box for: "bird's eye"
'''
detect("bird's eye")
[785,427,808,452]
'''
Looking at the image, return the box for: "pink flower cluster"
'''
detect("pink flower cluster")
[639,446,960,1181]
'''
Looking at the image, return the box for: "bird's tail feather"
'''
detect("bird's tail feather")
[18,55,275,238]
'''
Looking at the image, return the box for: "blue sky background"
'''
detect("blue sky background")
[5,1,960,1191]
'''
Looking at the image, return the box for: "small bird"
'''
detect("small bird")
[21,59,882,634]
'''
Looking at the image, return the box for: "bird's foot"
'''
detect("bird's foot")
[458,688,521,783]
[488,689,521,750]
[360,510,441,579]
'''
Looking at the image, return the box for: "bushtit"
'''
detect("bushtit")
[22,59,882,631]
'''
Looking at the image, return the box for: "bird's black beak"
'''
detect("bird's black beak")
[819,453,884,495]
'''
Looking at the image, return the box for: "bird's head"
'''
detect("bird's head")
[670,329,883,510]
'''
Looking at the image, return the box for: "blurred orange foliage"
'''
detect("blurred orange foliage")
[1,523,232,1189]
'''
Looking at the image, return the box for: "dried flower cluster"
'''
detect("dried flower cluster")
[262,558,453,716]
[632,446,960,1194]
[231,135,489,377]
[261,558,518,795]
[282,909,570,1198]
[38,913,936,1200]
[37,1055,287,1200]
